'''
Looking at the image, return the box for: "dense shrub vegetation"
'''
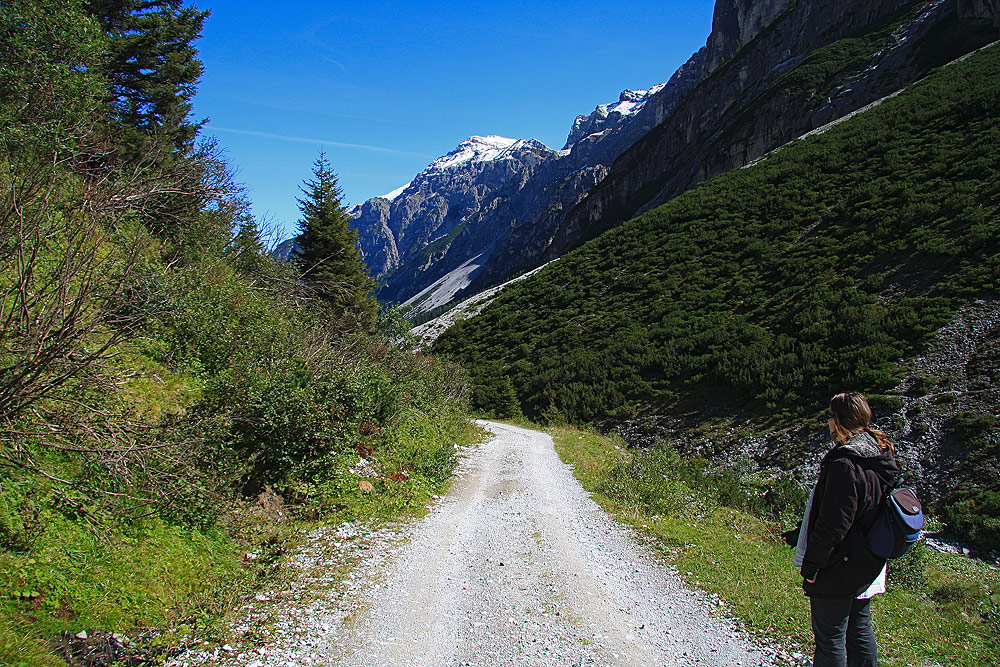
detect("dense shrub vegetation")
[0,2,470,663]
[437,45,1000,420]
[598,441,805,526]
[435,44,1000,548]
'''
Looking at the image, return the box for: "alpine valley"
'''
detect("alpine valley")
[351,0,998,319]
[7,1,1000,664]
[356,0,1000,554]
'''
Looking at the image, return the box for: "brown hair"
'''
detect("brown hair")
[830,392,894,452]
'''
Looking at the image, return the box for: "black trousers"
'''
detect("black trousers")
[809,596,878,667]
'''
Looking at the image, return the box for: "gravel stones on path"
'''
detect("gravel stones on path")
[170,421,799,667]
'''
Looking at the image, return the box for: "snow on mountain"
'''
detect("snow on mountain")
[427,135,524,172]
[563,86,665,149]
[372,136,530,202]
[379,182,412,201]
[598,87,656,117]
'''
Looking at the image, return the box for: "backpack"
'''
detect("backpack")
[865,486,924,559]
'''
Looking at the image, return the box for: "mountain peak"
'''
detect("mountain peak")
[427,135,523,172]
[373,135,545,203]
[563,85,664,150]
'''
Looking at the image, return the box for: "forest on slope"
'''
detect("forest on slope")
[0,2,469,664]
[434,43,1000,550]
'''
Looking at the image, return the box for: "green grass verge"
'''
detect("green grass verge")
[295,410,483,522]
[550,426,1000,667]
[0,412,483,666]
[0,517,251,666]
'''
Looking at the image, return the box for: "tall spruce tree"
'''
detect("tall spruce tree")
[83,0,208,153]
[294,153,377,326]
[82,0,225,239]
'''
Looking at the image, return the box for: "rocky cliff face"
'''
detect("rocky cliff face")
[472,0,998,287]
[958,0,1000,25]
[355,0,997,310]
[701,0,793,74]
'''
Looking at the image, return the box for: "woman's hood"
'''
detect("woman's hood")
[831,430,900,483]
[841,431,883,459]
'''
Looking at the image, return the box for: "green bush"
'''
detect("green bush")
[469,361,523,419]
[941,489,1000,554]
[597,443,806,526]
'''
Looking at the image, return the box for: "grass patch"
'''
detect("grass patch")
[0,515,255,666]
[0,413,482,666]
[551,426,1000,667]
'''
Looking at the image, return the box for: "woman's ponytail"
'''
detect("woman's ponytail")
[865,426,895,453]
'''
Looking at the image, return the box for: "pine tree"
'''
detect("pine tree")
[83,0,208,153]
[294,153,377,326]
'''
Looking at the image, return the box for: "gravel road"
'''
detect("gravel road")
[173,421,797,667]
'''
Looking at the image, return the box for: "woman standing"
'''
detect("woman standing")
[798,392,899,667]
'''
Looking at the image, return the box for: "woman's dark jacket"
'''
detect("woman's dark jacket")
[801,431,899,598]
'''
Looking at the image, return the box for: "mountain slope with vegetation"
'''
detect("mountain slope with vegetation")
[0,2,471,664]
[458,0,1000,302]
[434,43,1000,549]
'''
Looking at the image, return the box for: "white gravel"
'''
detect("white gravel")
[170,421,800,667]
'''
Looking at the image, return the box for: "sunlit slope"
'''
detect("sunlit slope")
[433,44,1000,423]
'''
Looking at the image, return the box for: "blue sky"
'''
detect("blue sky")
[193,0,717,241]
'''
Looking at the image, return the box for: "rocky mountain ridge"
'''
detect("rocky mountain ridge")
[350,135,556,285]
[351,0,997,313]
[351,46,706,309]
[562,87,661,150]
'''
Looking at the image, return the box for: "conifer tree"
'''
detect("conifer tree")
[83,0,208,153]
[294,153,377,326]
[0,0,107,155]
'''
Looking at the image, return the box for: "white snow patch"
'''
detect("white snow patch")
[427,136,521,172]
[606,94,643,116]
[379,182,411,201]
[601,86,663,119]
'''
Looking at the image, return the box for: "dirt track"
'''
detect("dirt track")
[174,421,792,666]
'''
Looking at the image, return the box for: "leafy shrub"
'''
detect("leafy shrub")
[469,361,522,419]
[867,394,905,412]
[936,412,1000,552]
[597,443,806,525]
[941,489,1000,554]
[0,482,47,553]
[599,448,705,518]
